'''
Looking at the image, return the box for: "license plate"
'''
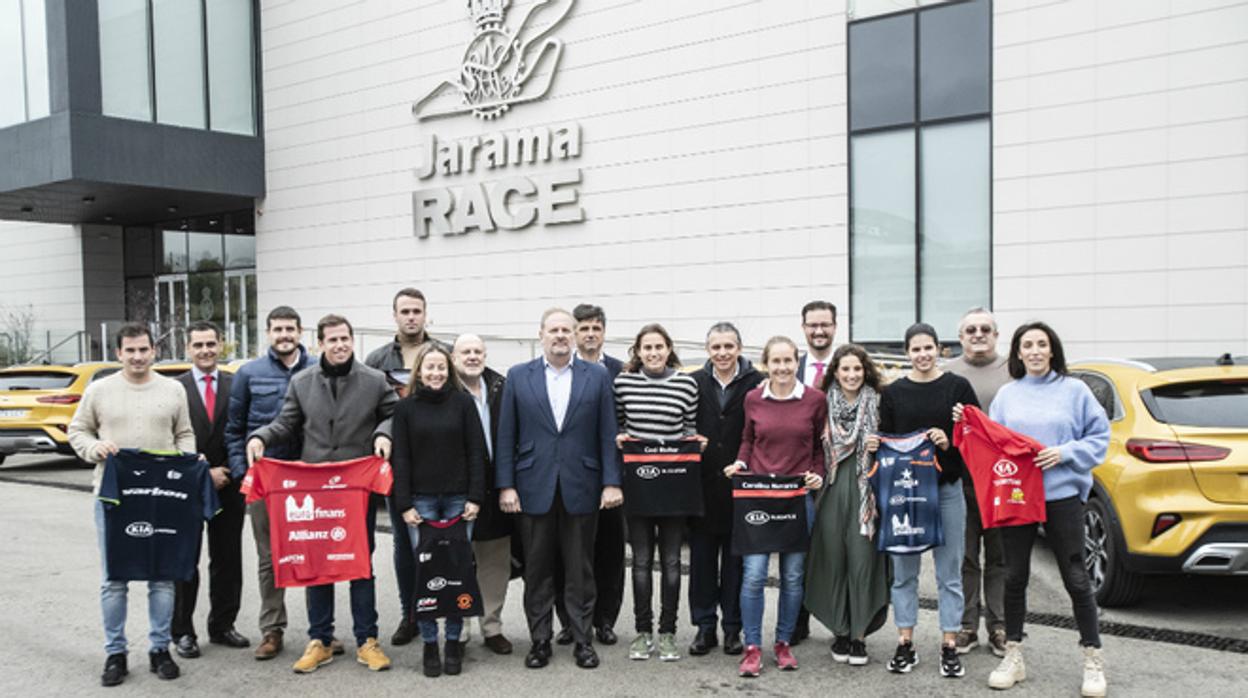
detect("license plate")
[0,409,27,419]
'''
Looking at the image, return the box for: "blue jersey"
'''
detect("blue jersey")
[868,432,943,554]
[97,449,220,581]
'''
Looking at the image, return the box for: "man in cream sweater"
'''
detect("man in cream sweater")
[69,323,196,687]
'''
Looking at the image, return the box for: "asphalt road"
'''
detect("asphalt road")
[1,456,1246,695]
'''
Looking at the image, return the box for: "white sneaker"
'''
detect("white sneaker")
[987,641,1025,690]
[1081,646,1106,697]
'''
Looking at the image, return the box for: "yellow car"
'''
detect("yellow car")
[1071,356,1248,606]
[0,362,121,464]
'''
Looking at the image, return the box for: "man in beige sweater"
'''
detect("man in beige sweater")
[69,323,196,687]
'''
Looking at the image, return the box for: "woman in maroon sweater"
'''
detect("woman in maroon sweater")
[723,336,826,677]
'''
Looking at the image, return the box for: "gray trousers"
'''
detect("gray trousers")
[961,480,1006,632]
[248,500,287,634]
[472,536,513,638]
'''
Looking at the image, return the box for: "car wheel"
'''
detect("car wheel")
[1083,496,1143,607]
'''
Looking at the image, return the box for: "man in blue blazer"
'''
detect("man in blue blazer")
[497,308,623,670]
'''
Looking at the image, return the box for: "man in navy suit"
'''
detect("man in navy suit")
[497,308,623,670]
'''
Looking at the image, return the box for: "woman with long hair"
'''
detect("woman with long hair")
[868,323,979,679]
[614,323,702,663]
[391,343,487,678]
[724,336,826,678]
[805,344,890,666]
[966,322,1109,696]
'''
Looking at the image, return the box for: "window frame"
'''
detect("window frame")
[847,0,994,347]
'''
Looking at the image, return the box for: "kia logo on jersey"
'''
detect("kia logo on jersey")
[744,510,770,525]
[993,460,1019,477]
[125,521,154,538]
[636,465,660,480]
[427,577,448,591]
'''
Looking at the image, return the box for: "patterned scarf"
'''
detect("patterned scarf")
[827,383,880,539]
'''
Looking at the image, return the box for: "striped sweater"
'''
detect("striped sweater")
[613,370,699,442]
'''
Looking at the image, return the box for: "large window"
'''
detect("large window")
[0,0,49,128]
[99,0,256,135]
[848,0,991,344]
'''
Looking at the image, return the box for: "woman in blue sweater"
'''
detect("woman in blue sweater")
[961,322,1109,697]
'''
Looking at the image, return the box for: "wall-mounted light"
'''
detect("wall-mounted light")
[82,195,96,204]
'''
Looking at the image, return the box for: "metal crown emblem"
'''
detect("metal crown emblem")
[413,0,576,121]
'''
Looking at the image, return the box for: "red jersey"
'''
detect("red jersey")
[954,406,1047,529]
[242,456,393,588]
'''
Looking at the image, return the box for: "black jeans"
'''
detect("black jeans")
[687,527,742,635]
[172,481,246,639]
[1001,495,1101,648]
[628,516,683,634]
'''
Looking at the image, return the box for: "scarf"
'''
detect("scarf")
[827,383,880,539]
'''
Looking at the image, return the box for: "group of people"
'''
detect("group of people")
[68,290,1111,696]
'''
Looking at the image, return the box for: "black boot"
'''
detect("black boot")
[101,653,128,687]
[422,642,442,677]
[443,639,463,675]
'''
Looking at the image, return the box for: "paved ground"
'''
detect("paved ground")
[1,457,1246,695]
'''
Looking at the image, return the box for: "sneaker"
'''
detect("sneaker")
[629,633,654,660]
[391,617,417,646]
[657,633,680,661]
[1081,646,1106,697]
[830,636,851,663]
[939,644,965,678]
[955,629,979,654]
[848,639,868,666]
[293,640,334,674]
[101,653,128,687]
[887,641,917,674]
[738,645,762,677]
[774,641,798,671]
[356,638,391,671]
[148,649,180,680]
[989,629,1008,658]
[988,640,1025,689]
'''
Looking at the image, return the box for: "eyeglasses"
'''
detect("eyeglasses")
[962,325,995,336]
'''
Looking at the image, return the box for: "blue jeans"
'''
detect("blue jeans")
[306,494,380,647]
[890,482,967,633]
[406,494,473,643]
[739,494,815,647]
[95,500,175,655]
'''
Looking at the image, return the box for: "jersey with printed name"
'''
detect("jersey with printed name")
[955,405,1047,529]
[867,432,943,554]
[241,456,393,588]
[97,449,219,581]
[620,438,704,517]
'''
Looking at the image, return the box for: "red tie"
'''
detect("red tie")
[203,374,216,423]
[812,362,825,387]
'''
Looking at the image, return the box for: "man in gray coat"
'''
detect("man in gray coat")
[246,314,398,674]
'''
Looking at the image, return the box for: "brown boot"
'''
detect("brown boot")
[254,630,283,660]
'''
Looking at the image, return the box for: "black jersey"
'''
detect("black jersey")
[97,449,219,581]
[620,438,704,517]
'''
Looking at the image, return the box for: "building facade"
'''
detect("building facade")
[2,0,1246,364]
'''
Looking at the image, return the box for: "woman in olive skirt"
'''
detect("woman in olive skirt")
[805,344,890,666]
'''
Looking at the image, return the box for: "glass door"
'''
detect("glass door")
[154,274,189,360]
[225,270,257,359]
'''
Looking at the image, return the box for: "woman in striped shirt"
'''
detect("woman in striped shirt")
[614,323,704,663]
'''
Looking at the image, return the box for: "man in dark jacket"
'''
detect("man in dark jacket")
[688,322,761,657]
[247,314,398,674]
[224,306,317,660]
[452,334,514,654]
[172,321,245,659]
[364,287,450,646]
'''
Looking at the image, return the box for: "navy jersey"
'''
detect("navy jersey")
[97,449,220,581]
[868,432,943,555]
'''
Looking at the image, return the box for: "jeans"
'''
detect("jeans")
[890,482,966,633]
[687,528,742,635]
[406,494,473,643]
[739,494,814,647]
[627,516,684,634]
[306,494,380,647]
[95,500,175,655]
[1002,495,1101,648]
